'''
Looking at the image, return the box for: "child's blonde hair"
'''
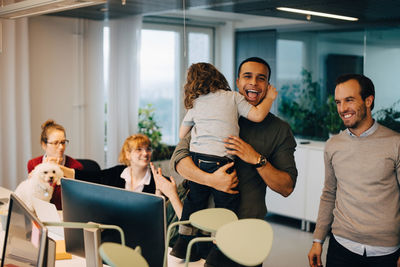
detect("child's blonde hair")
[118,134,151,166]
[184,62,231,109]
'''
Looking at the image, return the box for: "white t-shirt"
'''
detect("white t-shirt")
[182,90,252,157]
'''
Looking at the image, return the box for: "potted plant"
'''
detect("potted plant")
[278,69,327,140]
[324,95,344,136]
[374,100,400,133]
[138,104,174,161]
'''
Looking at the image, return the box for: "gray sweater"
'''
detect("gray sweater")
[314,124,400,246]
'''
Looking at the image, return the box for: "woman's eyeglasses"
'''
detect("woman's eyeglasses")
[47,140,69,146]
[134,147,152,153]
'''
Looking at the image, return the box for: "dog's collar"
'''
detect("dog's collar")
[37,182,51,197]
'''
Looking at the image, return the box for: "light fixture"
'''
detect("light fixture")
[276,7,359,22]
[0,0,106,19]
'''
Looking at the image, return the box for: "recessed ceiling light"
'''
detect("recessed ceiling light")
[277,7,358,22]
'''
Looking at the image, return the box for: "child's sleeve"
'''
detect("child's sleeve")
[234,91,253,118]
[179,110,195,139]
[181,109,195,127]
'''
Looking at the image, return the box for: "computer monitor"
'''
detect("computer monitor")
[61,178,166,267]
[1,193,48,267]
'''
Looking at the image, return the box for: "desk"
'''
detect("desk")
[1,226,205,267]
[0,186,206,267]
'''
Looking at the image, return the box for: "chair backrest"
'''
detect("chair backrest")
[215,219,273,266]
[77,159,101,171]
[99,243,149,267]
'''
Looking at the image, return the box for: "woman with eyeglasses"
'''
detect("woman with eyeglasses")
[27,119,83,209]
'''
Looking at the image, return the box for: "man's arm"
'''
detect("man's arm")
[307,148,338,267]
[169,133,239,193]
[179,125,192,139]
[224,135,294,197]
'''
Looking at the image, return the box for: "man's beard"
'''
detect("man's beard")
[343,104,367,129]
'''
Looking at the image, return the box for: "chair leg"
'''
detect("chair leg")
[164,220,190,267]
[184,237,214,267]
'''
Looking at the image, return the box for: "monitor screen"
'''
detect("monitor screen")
[61,178,166,267]
[1,193,47,267]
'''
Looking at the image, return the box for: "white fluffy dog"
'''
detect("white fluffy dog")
[15,162,63,211]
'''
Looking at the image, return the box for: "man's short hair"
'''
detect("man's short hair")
[237,57,271,82]
[336,74,375,110]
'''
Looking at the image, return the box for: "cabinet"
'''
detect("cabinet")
[265,140,325,230]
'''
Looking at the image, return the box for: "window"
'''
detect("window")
[139,24,213,145]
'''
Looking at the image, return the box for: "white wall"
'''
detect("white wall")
[215,21,235,88]
[365,46,400,112]
[29,16,105,167]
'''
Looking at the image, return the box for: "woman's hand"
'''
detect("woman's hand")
[44,156,63,164]
[150,162,183,218]
[150,163,178,199]
[224,135,260,165]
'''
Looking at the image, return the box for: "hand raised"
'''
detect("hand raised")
[44,156,63,165]
[150,162,178,199]
[224,135,260,165]
[266,84,278,101]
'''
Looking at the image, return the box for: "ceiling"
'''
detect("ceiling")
[51,0,400,28]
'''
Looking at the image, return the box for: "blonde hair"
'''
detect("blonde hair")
[118,134,151,166]
[184,62,231,109]
[40,119,66,144]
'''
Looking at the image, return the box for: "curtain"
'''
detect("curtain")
[0,18,32,190]
[28,16,105,168]
[81,19,106,168]
[106,15,142,167]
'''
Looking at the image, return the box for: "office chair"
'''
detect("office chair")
[99,243,149,267]
[77,159,101,171]
[164,208,239,267]
[184,218,273,266]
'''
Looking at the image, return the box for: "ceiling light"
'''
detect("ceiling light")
[276,7,359,22]
[0,0,106,19]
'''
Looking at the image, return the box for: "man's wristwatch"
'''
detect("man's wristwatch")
[253,154,267,168]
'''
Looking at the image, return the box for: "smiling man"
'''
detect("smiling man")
[308,74,400,267]
[170,57,297,266]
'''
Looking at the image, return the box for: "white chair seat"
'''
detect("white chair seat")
[189,208,238,233]
[216,219,273,266]
[99,242,149,267]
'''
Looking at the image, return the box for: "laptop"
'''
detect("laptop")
[0,193,48,267]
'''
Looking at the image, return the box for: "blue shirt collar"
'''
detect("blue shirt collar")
[346,120,378,137]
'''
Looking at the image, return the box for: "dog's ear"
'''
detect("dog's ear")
[56,176,61,185]
[30,164,41,180]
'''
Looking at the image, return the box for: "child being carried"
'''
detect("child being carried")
[171,62,277,260]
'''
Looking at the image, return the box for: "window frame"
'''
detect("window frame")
[140,23,214,145]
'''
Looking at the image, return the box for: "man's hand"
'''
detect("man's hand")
[224,135,260,164]
[209,162,239,194]
[176,157,239,194]
[397,255,400,267]
[308,242,323,267]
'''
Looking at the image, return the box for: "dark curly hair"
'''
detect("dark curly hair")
[184,62,231,109]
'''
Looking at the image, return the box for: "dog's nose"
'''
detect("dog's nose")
[49,177,54,183]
